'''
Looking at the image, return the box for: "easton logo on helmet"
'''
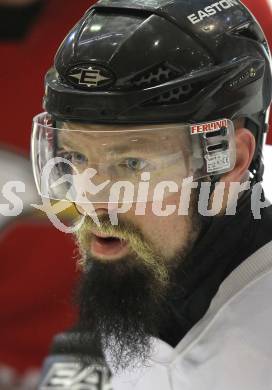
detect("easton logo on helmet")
[67,65,114,89]
[187,0,239,25]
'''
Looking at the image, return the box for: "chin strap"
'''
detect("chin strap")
[209,174,220,194]
[246,115,267,185]
[250,154,265,186]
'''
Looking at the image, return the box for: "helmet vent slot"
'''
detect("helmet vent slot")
[141,81,204,106]
[127,63,183,89]
[143,84,193,106]
[141,73,224,106]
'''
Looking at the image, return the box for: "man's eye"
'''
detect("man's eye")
[119,158,149,171]
[58,151,88,165]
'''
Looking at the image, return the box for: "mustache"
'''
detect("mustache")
[75,214,170,293]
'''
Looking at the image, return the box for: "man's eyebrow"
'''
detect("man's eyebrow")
[58,136,164,153]
[105,141,153,154]
[57,137,82,150]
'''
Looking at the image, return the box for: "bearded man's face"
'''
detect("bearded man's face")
[54,118,201,370]
[74,191,201,372]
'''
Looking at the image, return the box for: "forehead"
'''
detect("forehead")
[60,121,183,132]
[57,121,191,153]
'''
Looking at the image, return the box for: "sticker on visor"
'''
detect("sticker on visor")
[205,151,231,173]
[190,119,233,176]
[190,119,228,135]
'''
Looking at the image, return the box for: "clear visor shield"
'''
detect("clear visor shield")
[31,112,236,204]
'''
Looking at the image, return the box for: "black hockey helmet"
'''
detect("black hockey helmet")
[43,0,272,180]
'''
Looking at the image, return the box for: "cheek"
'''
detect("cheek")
[128,193,193,258]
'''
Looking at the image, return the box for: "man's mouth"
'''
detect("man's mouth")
[90,231,129,259]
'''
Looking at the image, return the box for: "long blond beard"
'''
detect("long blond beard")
[75,215,170,299]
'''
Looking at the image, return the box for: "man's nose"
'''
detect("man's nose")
[74,202,119,217]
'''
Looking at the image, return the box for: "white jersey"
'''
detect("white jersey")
[39,240,272,390]
[107,240,272,390]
